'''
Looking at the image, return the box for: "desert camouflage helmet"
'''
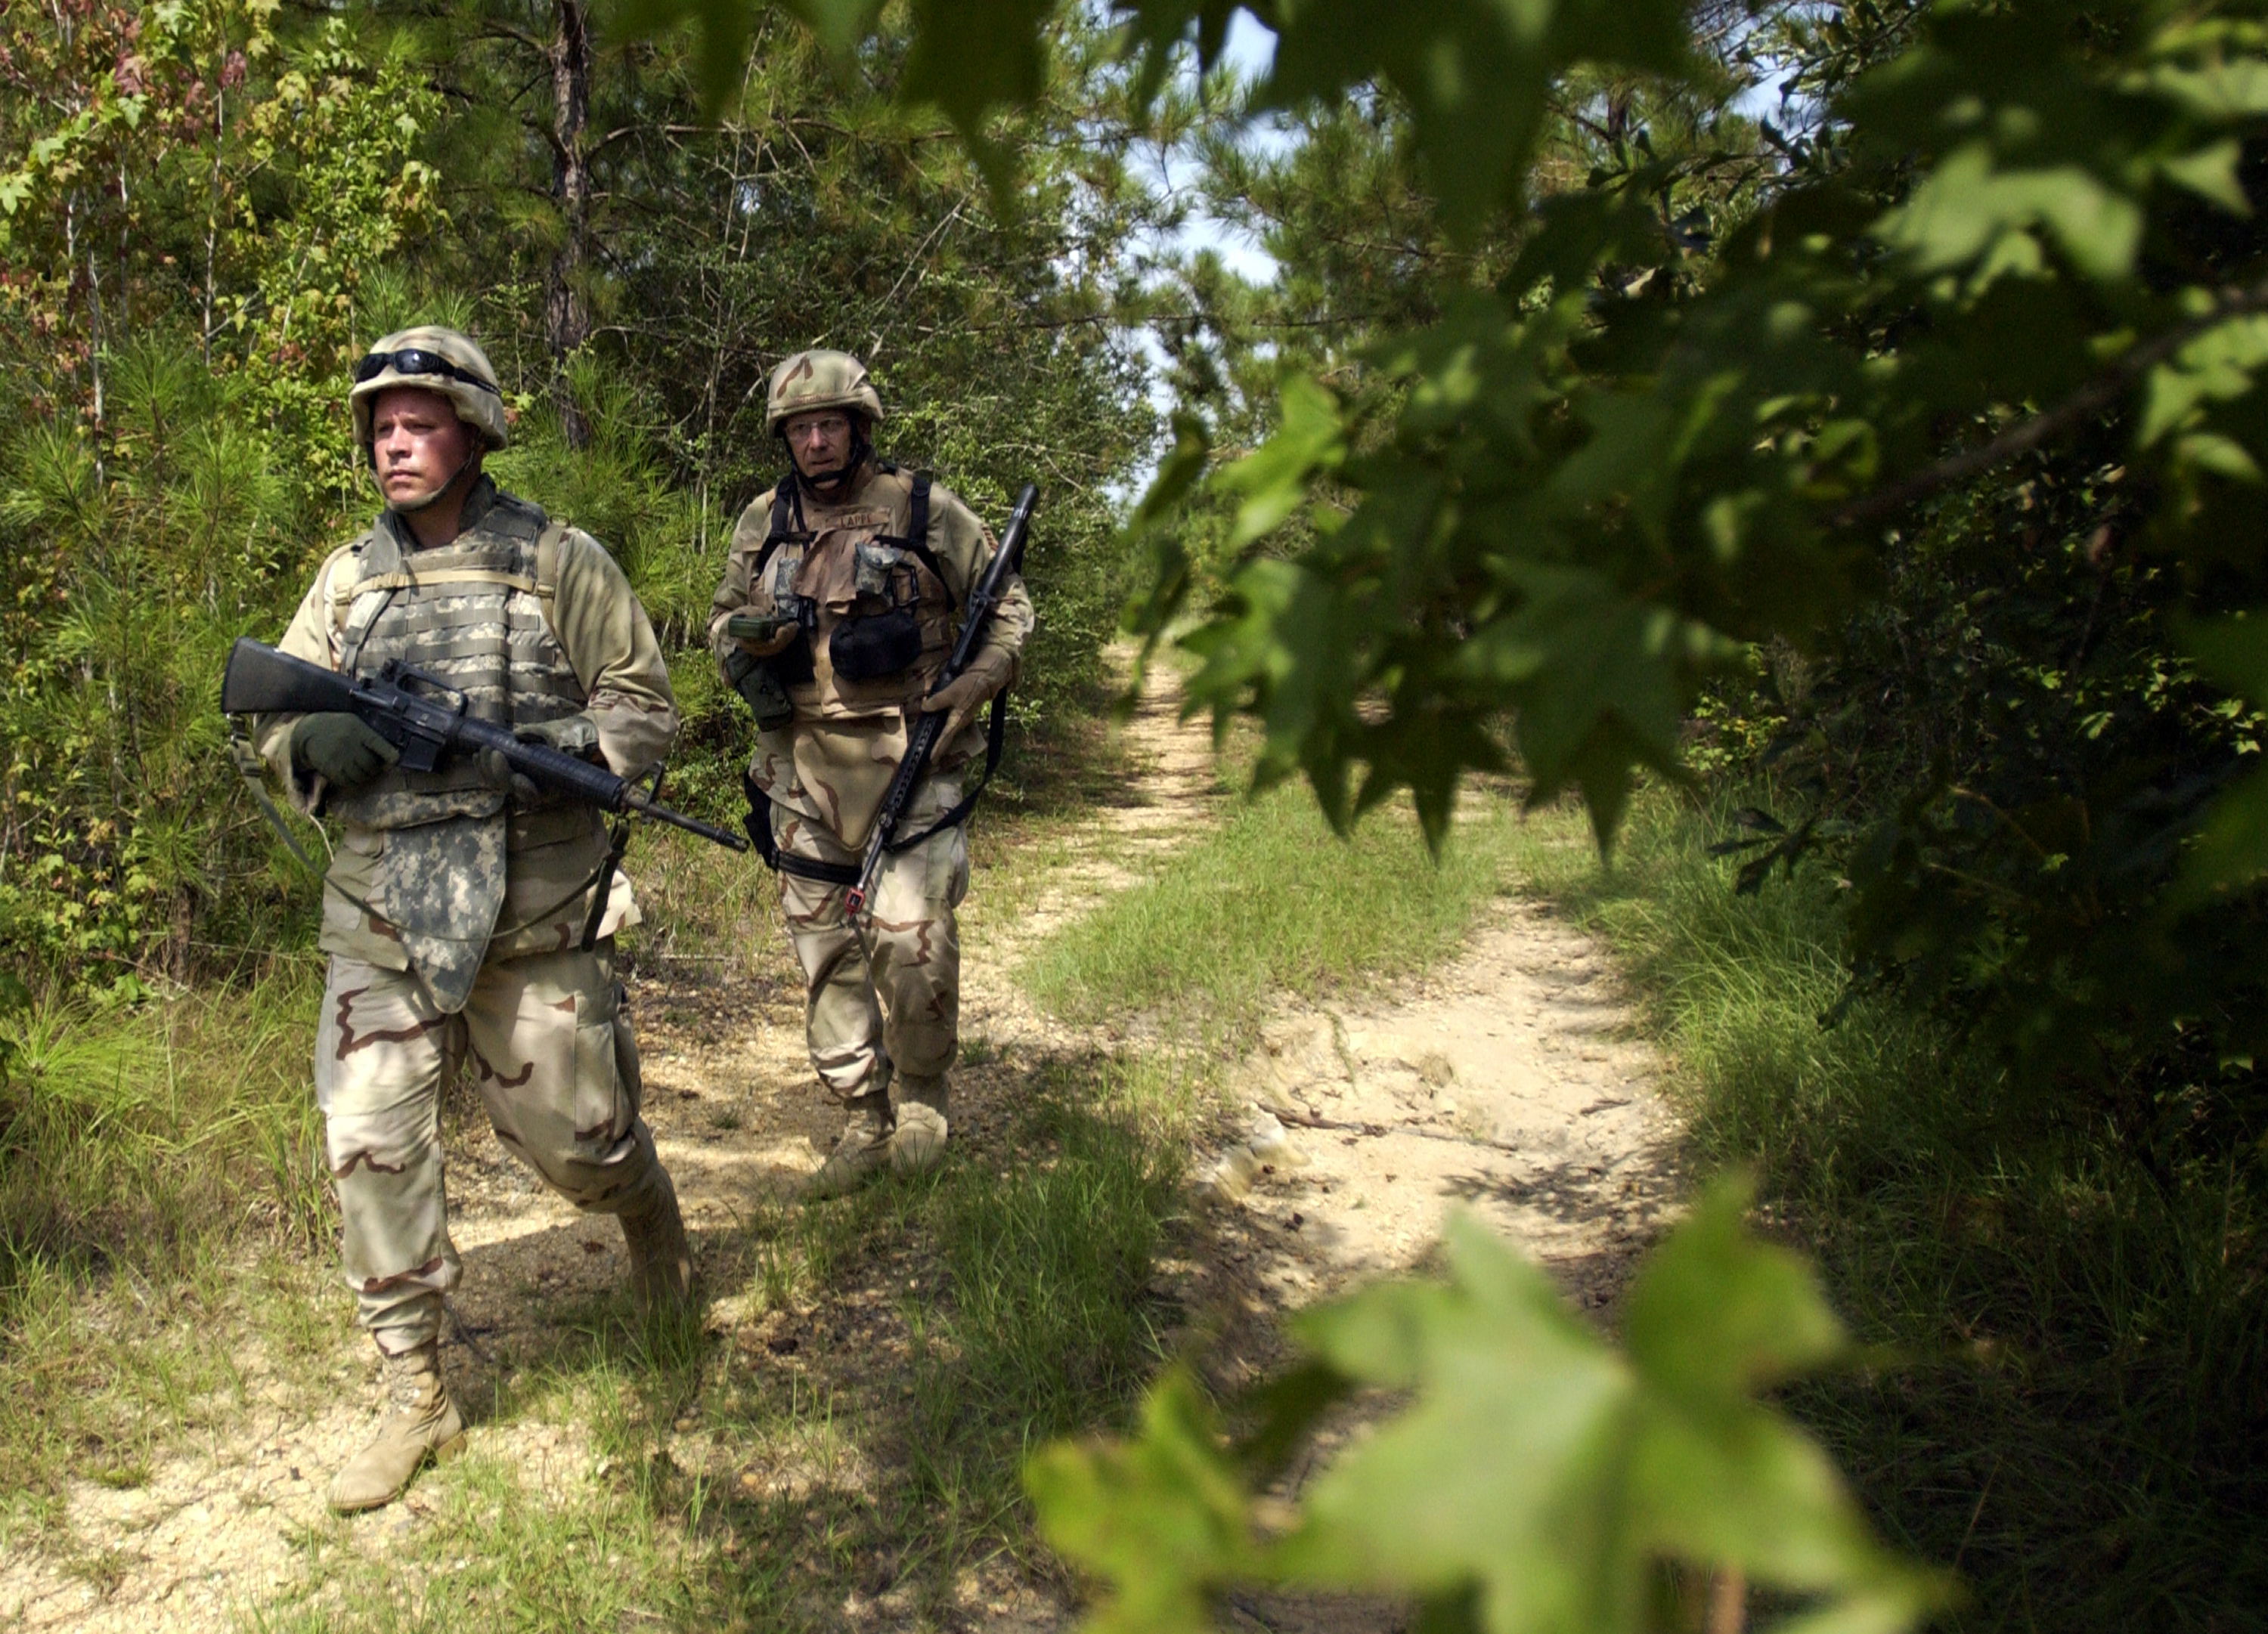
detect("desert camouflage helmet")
[764,349,883,437]
[349,326,510,453]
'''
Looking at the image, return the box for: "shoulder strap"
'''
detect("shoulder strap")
[878,469,955,609]
[751,477,810,587]
[534,518,568,628]
[888,683,1010,852]
[324,534,382,636]
[333,533,398,676]
[534,518,589,689]
[909,469,931,546]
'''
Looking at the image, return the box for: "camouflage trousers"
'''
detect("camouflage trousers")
[775,806,968,1109]
[314,944,665,1356]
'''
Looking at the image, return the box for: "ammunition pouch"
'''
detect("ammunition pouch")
[724,648,795,732]
[770,601,818,685]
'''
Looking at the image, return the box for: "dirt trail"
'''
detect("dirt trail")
[1201,885,1682,1319]
[1,661,1677,1632]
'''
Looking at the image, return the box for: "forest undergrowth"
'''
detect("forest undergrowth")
[0,707,1542,1627]
[1509,789,2268,1634]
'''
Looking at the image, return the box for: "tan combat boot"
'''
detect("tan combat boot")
[620,1169,694,1311]
[327,1339,466,1514]
[801,1092,892,1201]
[889,1080,949,1175]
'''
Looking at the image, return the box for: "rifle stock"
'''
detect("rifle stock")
[221,639,359,716]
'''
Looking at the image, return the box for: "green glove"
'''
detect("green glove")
[290,713,400,791]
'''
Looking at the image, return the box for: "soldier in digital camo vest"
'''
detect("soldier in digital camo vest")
[251,328,694,1513]
[710,351,1033,1200]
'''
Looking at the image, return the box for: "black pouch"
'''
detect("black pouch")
[773,624,817,685]
[829,607,922,682]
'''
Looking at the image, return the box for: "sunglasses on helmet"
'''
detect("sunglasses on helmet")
[352,348,500,395]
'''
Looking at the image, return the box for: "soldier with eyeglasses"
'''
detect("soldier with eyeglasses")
[708,350,1032,1200]
[246,326,694,1513]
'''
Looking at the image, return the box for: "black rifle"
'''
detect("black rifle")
[844,482,1038,918]
[219,638,749,853]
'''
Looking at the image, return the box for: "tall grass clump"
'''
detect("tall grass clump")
[1021,781,1530,1041]
[0,971,333,1537]
[1507,791,2268,1633]
[928,1063,1184,1431]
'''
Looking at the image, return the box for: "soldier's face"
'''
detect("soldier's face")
[784,410,855,483]
[370,388,476,506]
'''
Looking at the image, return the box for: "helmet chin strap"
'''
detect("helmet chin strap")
[376,443,483,518]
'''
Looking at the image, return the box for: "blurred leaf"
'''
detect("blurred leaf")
[1264,0,1693,240]
[1280,1189,1941,1632]
[1114,0,1256,104]
[1026,1367,1262,1634]
[2176,617,2268,899]
[2141,315,2268,446]
[1873,142,2144,283]
[1030,1191,1941,1634]
[1218,373,1346,549]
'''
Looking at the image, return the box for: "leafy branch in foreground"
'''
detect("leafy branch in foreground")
[1027,1182,1945,1634]
[618,0,2268,973]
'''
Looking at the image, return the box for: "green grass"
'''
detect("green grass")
[243,1053,1194,1632]
[1021,779,1535,1042]
[913,1056,1188,1449]
[0,970,342,1546]
[1504,790,2268,1634]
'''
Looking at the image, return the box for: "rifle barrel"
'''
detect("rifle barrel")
[844,483,1039,918]
[624,791,751,851]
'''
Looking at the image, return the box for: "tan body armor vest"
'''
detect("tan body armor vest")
[742,466,958,723]
[321,484,590,1012]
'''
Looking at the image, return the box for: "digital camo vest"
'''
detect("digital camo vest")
[327,481,586,1011]
[745,465,959,722]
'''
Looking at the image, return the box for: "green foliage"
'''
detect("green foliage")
[1512,791,2268,1629]
[1028,1187,1943,1634]
[925,1079,1182,1440]
[0,0,458,985]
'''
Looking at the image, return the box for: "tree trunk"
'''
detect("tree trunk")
[545,0,592,450]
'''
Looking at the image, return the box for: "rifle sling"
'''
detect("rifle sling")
[741,773,861,885]
[886,685,1009,849]
[740,685,1008,884]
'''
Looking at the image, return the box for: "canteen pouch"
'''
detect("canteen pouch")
[828,606,922,682]
[723,648,796,731]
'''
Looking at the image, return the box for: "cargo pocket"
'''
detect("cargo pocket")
[571,979,630,1155]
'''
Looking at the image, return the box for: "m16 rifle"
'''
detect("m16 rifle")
[844,481,1038,919]
[220,638,749,854]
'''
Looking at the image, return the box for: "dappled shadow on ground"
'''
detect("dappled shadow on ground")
[2,664,1674,1634]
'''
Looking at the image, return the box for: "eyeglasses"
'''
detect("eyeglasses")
[352,348,500,395]
[785,413,851,441]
